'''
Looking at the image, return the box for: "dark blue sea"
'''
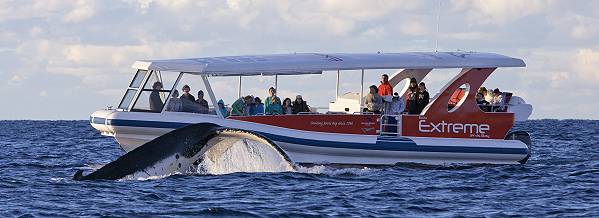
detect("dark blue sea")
[0,120,597,217]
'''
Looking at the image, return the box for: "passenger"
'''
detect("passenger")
[378,74,393,96]
[478,86,493,103]
[264,87,283,115]
[384,92,405,135]
[491,88,503,105]
[231,95,253,116]
[166,90,183,112]
[406,78,419,114]
[217,99,229,118]
[364,85,383,114]
[390,92,406,114]
[250,97,265,115]
[292,95,310,114]
[196,90,209,113]
[491,88,504,112]
[149,81,163,112]
[180,85,195,102]
[282,98,293,114]
[416,82,430,113]
[476,93,491,112]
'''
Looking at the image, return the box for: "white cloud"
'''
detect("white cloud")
[63,0,96,23]
[573,49,599,82]
[39,90,48,97]
[399,21,430,36]
[444,31,495,40]
[451,0,552,25]
[569,15,599,40]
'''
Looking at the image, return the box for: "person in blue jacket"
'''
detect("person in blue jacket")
[217,99,229,118]
[250,97,265,115]
[264,87,282,115]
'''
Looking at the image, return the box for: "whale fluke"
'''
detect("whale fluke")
[74,123,293,181]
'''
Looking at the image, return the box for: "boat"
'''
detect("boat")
[90,52,533,165]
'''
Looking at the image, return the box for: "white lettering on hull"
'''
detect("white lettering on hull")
[418,119,490,137]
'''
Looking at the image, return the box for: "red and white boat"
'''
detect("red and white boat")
[90,52,533,165]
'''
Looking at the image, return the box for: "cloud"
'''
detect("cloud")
[63,0,96,23]
[451,0,552,25]
[569,15,599,40]
[573,49,599,82]
[444,31,495,40]
[399,21,431,36]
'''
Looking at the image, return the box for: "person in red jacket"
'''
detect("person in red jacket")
[378,74,393,96]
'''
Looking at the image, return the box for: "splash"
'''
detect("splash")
[295,165,376,177]
[197,136,294,175]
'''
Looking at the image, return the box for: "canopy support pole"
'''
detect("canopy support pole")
[336,70,340,99]
[202,75,224,119]
[238,76,242,99]
[275,75,278,90]
[360,69,364,108]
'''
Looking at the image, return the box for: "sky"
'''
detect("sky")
[0,0,598,120]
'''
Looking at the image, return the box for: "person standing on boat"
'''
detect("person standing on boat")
[406,78,419,114]
[265,87,283,115]
[217,99,229,118]
[231,96,253,116]
[149,81,163,112]
[180,85,195,102]
[416,82,430,113]
[378,74,393,96]
[384,92,405,135]
[196,90,209,113]
[292,95,310,114]
[364,85,383,114]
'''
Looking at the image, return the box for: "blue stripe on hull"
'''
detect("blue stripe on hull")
[90,118,528,155]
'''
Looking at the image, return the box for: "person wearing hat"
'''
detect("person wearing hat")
[406,78,419,114]
[491,88,503,105]
[217,99,229,118]
[292,95,310,114]
[416,82,430,114]
[383,92,405,135]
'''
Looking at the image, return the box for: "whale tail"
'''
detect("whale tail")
[74,123,293,180]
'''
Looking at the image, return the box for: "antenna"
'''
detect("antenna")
[434,0,441,52]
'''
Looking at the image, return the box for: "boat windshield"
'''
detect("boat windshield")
[118,70,178,112]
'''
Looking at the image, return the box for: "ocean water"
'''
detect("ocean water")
[0,120,597,217]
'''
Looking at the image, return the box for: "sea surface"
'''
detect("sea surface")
[0,120,597,217]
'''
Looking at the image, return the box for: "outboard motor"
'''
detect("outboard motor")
[505,131,532,164]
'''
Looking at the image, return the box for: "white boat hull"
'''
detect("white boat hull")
[91,110,531,165]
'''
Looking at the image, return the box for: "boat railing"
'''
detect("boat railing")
[379,114,402,136]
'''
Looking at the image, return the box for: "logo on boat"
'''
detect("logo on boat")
[418,119,490,137]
